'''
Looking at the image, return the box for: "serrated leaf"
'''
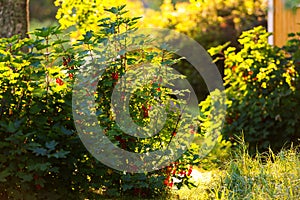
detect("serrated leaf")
[51,150,70,158]
[122,174,131,181]
[32,88,45,98]
[7,121,17,133]
[118,4,126,11]
[30,104,42,114]
[105,7,118,14]
[14,118,25,129]
[49,167,59,173]
[98,17,111,23]
[83,31,93,42]
[61,126,73,135]
[122,184,133,191]
[17,173,33,182]
[28,163,51,171]
[45,140,58,151]
[32,147,48,156]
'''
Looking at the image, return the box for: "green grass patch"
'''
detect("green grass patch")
[173,140,300,200]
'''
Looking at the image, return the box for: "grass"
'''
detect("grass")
[172,141,300,200]
[82,140,299,199]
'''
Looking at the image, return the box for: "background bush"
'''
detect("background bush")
[53,0,268,101]
[206,26,300,152]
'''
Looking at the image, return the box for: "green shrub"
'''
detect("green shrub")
[0,5,202,199]
[142,0,268,101]
[0,25,101,199]
[207,26,300,152]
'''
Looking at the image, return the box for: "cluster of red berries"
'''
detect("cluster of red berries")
[163,163,193,188]
[114,135,127,149]
[172,131,176,136]
[231,65,259,81]
[63,56,74,79]
[242,70,255,81]
[56,56,76,86]
[141,104,150,118]
[112,72,119,81]
[226,113,239,125]
[114,135,136,150]
[56,78,64,86]
[111,72,119,86]
[34,174,43,190]
[163,176,174,187]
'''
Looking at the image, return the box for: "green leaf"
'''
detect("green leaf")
[98,17,111,23]
[122,174,131,182]
[28,163,51,171]
[52,39,69,46]
[14,118,25,129]
[118,5,126,11]
[51,150,70,158]
[83,31,93,43]
[61,126,73,135]
[105,7,118,14]
[30,104,42,114]
[288,33,296,37]
[0,169,11,182]
[35,44,51,51]
[122,183,133,191]
[34,28,49,37]
[32,88,45,98]
[32,147,48,156]
[0,141,11,149]
[7,121,17,133]
[17,172,33,182]
[49,167,59,173]
[131,16,142,21]
[45,140,58,151]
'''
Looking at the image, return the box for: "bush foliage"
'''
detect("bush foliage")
[1,0,300,199]
[54,0,268,100]
[207,26,300,152]
[0,6,203,199]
